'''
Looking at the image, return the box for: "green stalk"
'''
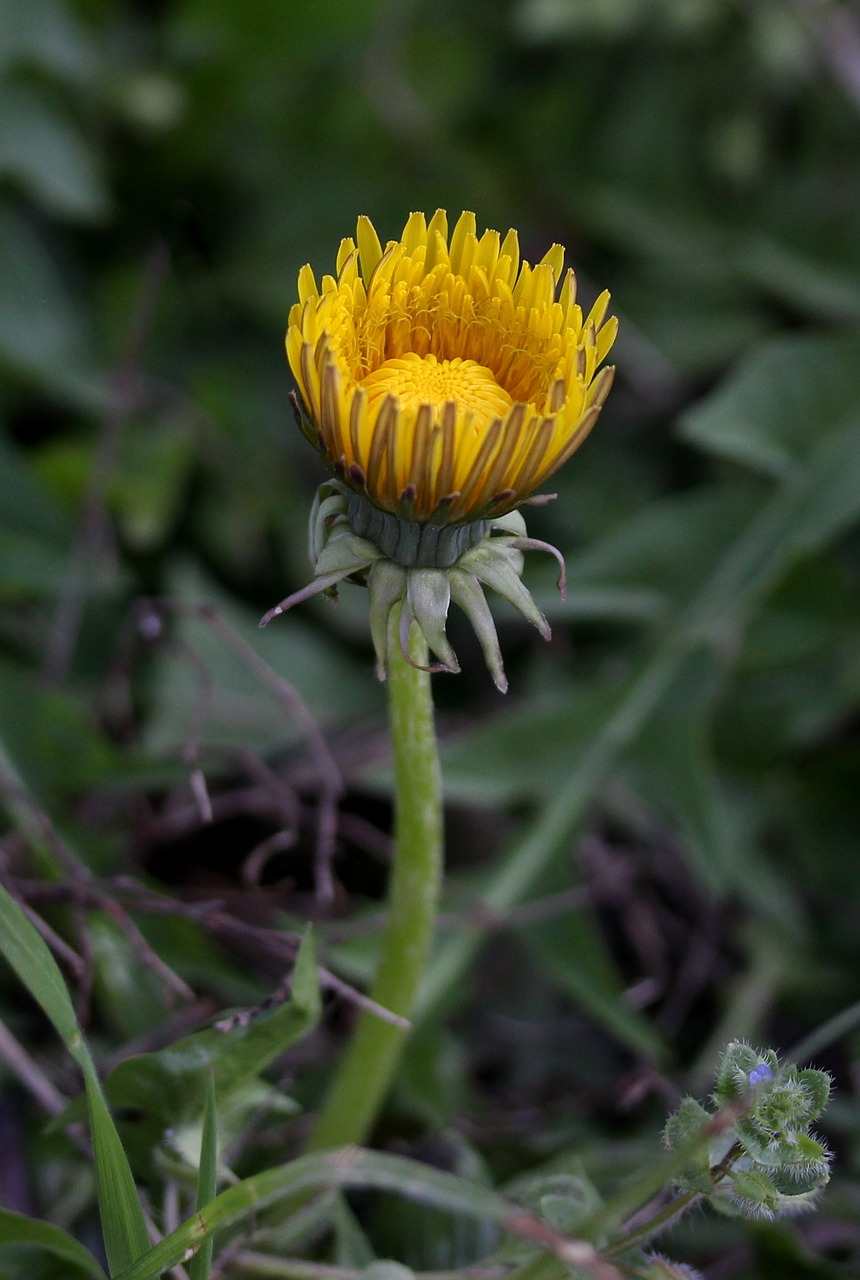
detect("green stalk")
[307,609,443,1150]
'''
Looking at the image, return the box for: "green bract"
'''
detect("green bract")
[261,481,566,693]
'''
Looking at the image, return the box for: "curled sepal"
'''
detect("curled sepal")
[259,567,363,628]
[449,570,507,693]
[726,1167,786,1220]
[309,484,349,562]
[488,508,528,537]
[506,535,567,598]
[459,540,551,640]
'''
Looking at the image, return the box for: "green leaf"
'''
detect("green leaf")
[110,1147,592,1280]
[103,930,321,1124]
[680,332,860,480]
[0,0,97,82]
[0,878,83,1053]
[84,1061,153,1276]
[522,907,666,1062]
[738,234,860,326]
[0,879,150,1274]
[143,563,380,754]
[0,207,103,405]
[0,660,119,799]
[0,1209,107,1278]
[0,81,109,222]
[624,658,741,895]
[188,1074,218,1280]
[0,433,70,544]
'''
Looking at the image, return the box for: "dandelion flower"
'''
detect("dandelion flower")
[265,211,618,691]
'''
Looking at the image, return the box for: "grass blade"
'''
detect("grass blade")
[0,1207,107,1278]
[0,879,150,1273]
[112,1148,609,1280]
[189,1073,218,1280]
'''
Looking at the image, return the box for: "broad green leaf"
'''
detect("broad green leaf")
[34,418,196,552]
[0,1209,106,1278]
[522,907,666,1062]
[0,434,70,543]
[0,659,119,799]
[738,235,860,326]
[0,527,72,598]
[680,332,860,480]
[0,208,104,405]
[624,652,740,895]
[142,564,380,754]
[0,82,109,222]
[103,930,320,1123]
[0,0,97,82]
[561,483,760,615]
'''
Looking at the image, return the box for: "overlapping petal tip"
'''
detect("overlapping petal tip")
[286,210,617,525]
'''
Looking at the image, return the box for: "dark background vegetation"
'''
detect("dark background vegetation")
[2,0,860,1276]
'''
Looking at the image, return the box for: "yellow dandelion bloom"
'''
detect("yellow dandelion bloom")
[286,209,617,526]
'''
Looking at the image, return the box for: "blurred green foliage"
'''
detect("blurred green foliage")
[1,0,860,1277]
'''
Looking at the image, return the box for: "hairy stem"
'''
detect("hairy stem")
[306,610,443,1150]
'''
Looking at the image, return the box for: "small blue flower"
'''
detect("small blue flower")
[748,1062,774,1087]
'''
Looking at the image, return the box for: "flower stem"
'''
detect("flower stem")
[306,610,443,1151]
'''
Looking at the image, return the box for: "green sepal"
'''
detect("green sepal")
[406,568,460,673]
[309,486,349,562]
[459,540,550,639]
[271,482,570,690]
[727,1166,781,1217]
[449,570,507,693]
[315,532,380,577]
[368,560,408,679]
[767,1149,831,1195]
[488,509,528,536]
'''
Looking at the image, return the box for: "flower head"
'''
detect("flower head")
[286,210,617,527]
[268,212,618,691]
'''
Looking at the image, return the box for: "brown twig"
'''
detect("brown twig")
[130,597,344,903]
[193,602,343,903]
[0,1017,91,1158]
[0,773,196,1006]
[16,874,410,1030]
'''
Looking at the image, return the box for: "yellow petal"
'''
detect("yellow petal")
[401,211,427,253]
[357,215,384,280]
[449,210,477,274]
